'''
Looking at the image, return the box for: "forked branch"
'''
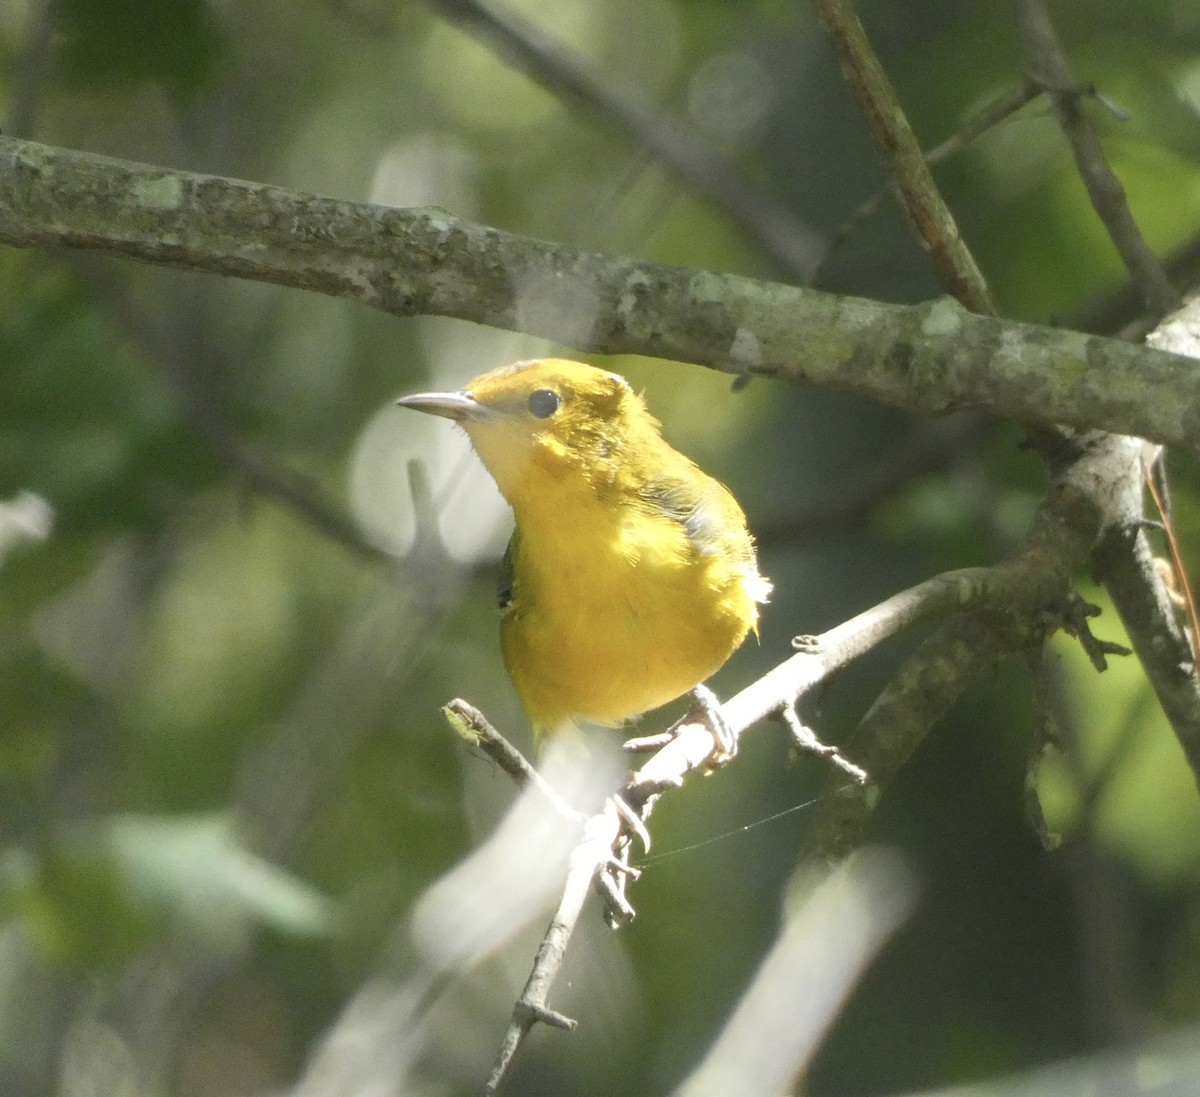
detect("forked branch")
[467,471,1120,1091]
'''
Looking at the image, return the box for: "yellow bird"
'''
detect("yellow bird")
[398,359,770,747]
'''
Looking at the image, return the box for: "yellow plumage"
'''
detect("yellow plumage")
[398,359,770,739]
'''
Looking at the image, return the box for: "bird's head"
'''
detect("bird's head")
[398,358,660,504]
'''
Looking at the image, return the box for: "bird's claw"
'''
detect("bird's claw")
[687,683,737,766]
[610,793,652,853]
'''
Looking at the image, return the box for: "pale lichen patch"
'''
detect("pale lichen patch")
[687,269,725,303]
[132,174,184,210]
[920,295,965,338]
[730,326,762,368]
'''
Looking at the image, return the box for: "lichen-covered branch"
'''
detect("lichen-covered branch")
[2,136,1199,456]
[1091,299,1200,778]
[799,425,1142,870]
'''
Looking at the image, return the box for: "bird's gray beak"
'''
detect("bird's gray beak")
[395,390,483,422]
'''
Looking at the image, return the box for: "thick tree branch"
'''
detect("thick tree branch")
[2,136,1200,457]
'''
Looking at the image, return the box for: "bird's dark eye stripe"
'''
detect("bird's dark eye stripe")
[527,389,561,418]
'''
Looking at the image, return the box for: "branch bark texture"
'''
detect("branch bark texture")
[1,137,1199,456]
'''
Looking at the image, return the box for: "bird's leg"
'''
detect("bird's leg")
[686,683,737,764]
[622,685,737,765]
[609,792,653,852]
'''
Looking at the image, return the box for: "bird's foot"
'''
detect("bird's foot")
[609,793,653,853]
[687,683,737,767]
[622,685,737,767]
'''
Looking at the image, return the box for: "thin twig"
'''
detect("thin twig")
[811,80,1042,286]
[809,0,996,314]
[803,611,1040,867]
[1075,233,1200,337]
[442,699,584,822]
[480,539,1105,1090]
[776,704,868,784]
[1013,0,1178,319]
[484,799,621,1095]
[428,0,826,280]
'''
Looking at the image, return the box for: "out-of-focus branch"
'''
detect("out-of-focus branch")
[810,0,995,315]
[673,848,917,1097]
[755,414,990,547]
[429,0,826,281]
[81,263,395,565]
[4,137,1200,455]
[1075,234,1200,338]
[6,0,58,138]
[1014,0,1178,319]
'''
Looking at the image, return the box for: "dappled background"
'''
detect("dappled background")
[5,0,1200,1094]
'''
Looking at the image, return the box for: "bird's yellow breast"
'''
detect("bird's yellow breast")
[492,416,762,736]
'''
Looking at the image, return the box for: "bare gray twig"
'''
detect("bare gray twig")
[442,699,584,822]
[479,529,1112,1091]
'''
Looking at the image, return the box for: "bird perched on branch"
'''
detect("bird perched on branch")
[398,358,770,752]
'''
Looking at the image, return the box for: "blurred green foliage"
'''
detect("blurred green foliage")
[58,0,222,99]
[4,0,1200,1094]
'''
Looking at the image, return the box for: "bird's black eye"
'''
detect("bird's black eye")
[527,389,560,419]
